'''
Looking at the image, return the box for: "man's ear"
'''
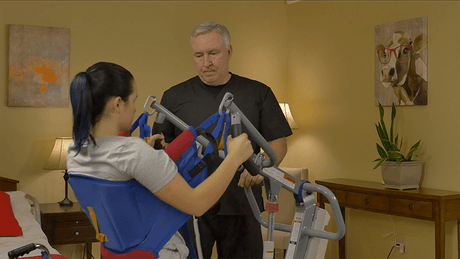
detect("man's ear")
[227,44,233,59]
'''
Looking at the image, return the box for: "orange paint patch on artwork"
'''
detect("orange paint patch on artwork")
[40,83,47,92]
[34,58,59,93]
[9,63,25,83]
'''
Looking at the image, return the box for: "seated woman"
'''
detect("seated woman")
[67,62,253,259]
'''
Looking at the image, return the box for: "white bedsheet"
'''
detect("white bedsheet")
[0,191,60,259]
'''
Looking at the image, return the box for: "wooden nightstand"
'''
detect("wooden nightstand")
[40,202,98,258]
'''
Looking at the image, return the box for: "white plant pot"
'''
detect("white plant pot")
[381,161,423,190]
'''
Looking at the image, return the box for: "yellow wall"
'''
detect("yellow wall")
[1,1,460,258]
[286,1,460,258]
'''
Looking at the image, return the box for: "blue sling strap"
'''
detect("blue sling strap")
[130,112,151,142]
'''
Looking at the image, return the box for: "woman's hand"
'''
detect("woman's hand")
[226,133,253,165]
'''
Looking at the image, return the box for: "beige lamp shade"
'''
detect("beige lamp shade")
[43,137,73,170]
[279,103,298,130]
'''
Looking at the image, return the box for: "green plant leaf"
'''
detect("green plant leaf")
[376,143,388,159]
[375,124,383,139]
[388,141,400,152]
[398,136,404,150]
[388,150,405,161]
[373,158,387,169]
[378,103,390,145]
[376,124,391,151]
[406,140,421,161]
[381,138,400,153]
[390,103,396,143]
[379,102,384,119]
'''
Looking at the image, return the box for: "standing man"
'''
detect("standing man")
[153,21,292,258]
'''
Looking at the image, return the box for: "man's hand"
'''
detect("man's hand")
[238,170,264,188]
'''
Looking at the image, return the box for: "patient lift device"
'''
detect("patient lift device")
[145,92,346,259]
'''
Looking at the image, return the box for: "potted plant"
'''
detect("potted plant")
[373,103,423,190]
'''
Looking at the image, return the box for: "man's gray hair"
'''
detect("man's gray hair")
[190,21,231,48]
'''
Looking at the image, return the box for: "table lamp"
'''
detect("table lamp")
[44,137,73,207]
[279,102,298,129]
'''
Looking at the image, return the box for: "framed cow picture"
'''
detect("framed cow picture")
[374,17,427,106]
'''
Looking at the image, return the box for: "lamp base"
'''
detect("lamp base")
[59,197,73,207]
[59,170,73,207]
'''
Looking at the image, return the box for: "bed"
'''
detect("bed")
[0,176,68,259]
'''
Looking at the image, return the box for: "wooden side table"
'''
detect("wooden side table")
[315,178,460,259]
[40,202,98,258]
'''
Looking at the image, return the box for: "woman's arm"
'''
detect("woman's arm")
[154,133,252,216]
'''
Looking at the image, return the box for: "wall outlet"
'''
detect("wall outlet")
[399,235,406,253]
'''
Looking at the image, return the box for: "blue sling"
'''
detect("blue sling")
[69,111,230,258]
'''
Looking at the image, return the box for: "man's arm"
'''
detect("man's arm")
[268,137,287,167]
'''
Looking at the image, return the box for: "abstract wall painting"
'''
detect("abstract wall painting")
[374,17,428,106]
[8,24,70,107]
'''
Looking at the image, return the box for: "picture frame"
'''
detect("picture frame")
[374,17,428,106]
[8,24,70,107]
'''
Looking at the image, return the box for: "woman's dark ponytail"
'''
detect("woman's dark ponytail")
[70,72,94,154]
